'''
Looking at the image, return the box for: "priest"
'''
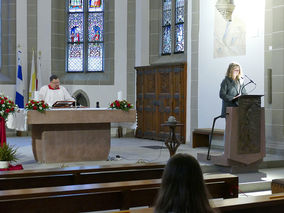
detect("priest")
[38,75,75,107]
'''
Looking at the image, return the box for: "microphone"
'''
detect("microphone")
[245,75,256,85]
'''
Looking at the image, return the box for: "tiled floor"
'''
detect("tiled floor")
[6,136,284,193]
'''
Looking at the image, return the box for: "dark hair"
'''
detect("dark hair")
[49,75,58,82]
[155,153,214,213]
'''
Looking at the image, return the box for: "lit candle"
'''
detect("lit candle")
[117,91,123,101]
[33,91,39,100]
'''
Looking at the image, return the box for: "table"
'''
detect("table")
[27,108,136,163]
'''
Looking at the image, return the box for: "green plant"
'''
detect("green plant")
[0,144,18,162]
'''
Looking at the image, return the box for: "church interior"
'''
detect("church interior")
[1,0,284,212]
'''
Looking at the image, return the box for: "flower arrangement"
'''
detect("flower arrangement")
[109,100,133,111]
[25,100,49,113]
[0,94,17,121]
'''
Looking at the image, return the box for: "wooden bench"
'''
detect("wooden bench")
[0,163,165,190]
[0,164,238,199]
[112,193,284,213]
[213,193,284,213]
[271,179,284,193]
[192,128,224,148]
[0,174,238,212]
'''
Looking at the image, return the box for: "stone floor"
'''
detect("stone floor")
[6,136,284,194]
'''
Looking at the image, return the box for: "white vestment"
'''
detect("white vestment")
[38,85,75,107]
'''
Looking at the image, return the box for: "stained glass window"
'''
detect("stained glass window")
[161,0,185,55]
[68,13,84,43]
[174,0,184,53]
[67,0,104,72]
[162,0,172,55]
[69,0,83,12]
[89,0,104,12]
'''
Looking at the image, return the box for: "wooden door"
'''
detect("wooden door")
[157,67,172,141]
[136,63,186,143]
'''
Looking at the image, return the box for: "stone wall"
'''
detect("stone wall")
[265,0,284,154]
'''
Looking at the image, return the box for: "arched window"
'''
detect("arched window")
[161,0,184,55]
[66,0,104,72]
[174,0,184,53]
[162,0,172,55]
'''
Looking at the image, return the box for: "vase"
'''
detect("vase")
[0,161,9,169]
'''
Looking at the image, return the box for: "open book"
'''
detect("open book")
[52,101,75,108]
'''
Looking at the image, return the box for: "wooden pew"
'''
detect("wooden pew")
[0,163,165,190]
[0,164,238,199]
[0,174,238,212]
[0,179,160,213]
[271,178,284,193]
[112,193,284,213]
[213,193,284,213]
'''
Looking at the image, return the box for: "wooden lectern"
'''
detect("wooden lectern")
[199,95,265,172]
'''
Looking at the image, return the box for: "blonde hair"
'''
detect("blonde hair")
[226,63,243,81]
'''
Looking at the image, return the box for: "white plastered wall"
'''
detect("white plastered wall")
[198,0,265,129]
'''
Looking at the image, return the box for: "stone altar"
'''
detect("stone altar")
[27,108,136,163]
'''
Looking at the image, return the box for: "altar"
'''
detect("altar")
[27,108,136,163]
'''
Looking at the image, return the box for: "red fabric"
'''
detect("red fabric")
[48,84,60,90]
[0,164,23,171]
[0,117,6,147]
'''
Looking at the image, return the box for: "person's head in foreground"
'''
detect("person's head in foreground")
[155,153,215,213]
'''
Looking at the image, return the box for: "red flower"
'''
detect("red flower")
[5,109,10,113]
[127,104,131,107]
[110,103,113,107]
[115,101,120,107]
[4,97,7,100]
[33,106,37,110]
[11,108,14,111]
[0,100,4,104]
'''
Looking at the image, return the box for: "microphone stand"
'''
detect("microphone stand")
[240,80,256,95]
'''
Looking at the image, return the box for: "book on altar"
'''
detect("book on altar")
[52,101,75,108]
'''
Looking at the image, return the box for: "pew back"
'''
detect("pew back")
[112,193,284,213]
[0,164,238,199]
[0,163,165,190]
[0,174,238,212]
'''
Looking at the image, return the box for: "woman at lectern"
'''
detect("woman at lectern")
[154,153,216,213]
[219,62,247,117]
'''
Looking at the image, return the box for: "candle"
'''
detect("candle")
[117,91,123,101]
[33,91,39,100]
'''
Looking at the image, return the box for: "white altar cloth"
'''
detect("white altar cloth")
[6,108,136,131]
[7,109,27,131]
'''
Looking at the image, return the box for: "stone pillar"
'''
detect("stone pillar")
[265,0,284,154]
